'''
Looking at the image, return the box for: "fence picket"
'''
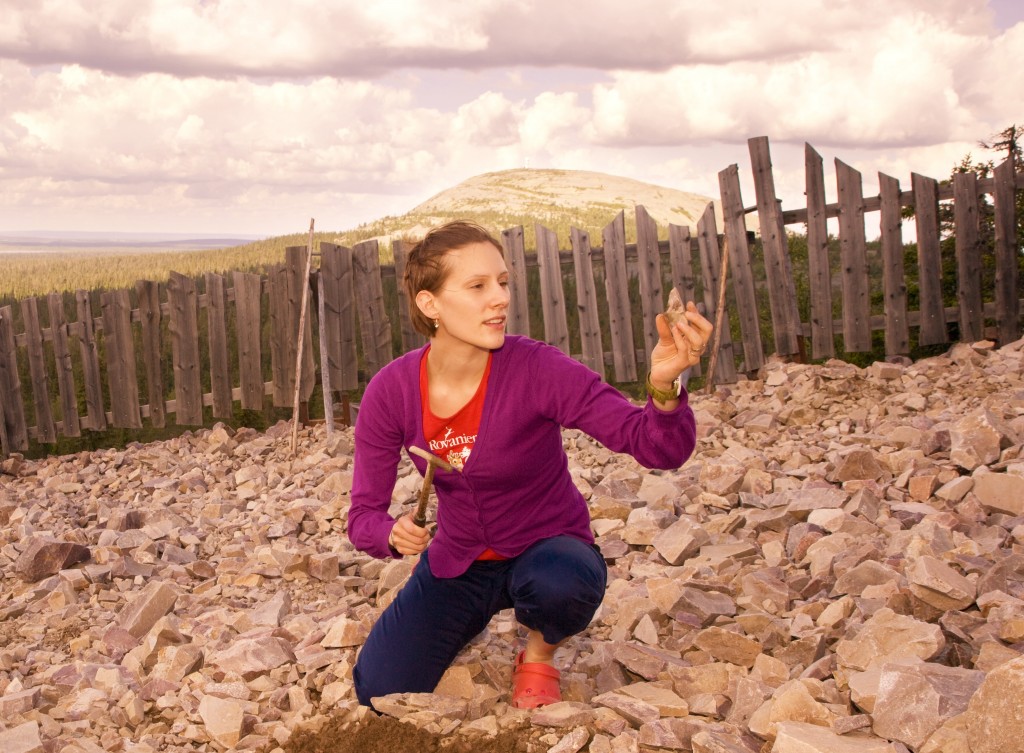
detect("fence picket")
[953,171,985,342]
[570,227,604,379]
[717,165,765,372]
[0,385,7,458]
[75,291,107,431]
[910,173,948,345]
[21,298,56,443]
[206,273,232,418]
[536,223,570,354]
[878,173,910,355]
[749,137,801,355]
[100,289,142,429]
[805,144,835,359]
[136,281,166,428]
[353,240,393,378]
[168,272,202,424]
[269,265,292,407]
[0,306,29,450]
[602,211,637,382]
[232,271,265,409]
[502,226,530,337]
[47,293,81,437]
[993,158,1020,345]
[668,224,697,304]
[635,206,664,365]
[696,205,737,383]
[320,243,358,392]
[286,247,316,402]
[392,239,426,354]
[836,159,872,352]
[668,223,702,381]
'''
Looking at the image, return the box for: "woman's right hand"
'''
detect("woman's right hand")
[388,514,431,555]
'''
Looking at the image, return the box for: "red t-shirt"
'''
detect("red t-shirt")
[420,348,505,560]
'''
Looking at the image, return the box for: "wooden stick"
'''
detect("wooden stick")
[412,462,437,529]
[0,310,7,456]
[317,267,334,437]
[290,218,315,456]
[409,445,456,528]
[0,369,8,460]
[704,235,730,396]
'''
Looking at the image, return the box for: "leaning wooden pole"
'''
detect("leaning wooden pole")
[704,236,730,396]
[290,218,315,456]
[317,266,335,437]
[0,384,8,461]
[0,313,8,457]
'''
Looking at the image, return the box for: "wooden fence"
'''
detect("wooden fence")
[1,136,1021,457]
[741,137,1023,362]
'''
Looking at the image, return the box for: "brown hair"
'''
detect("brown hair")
[403,220,504,337]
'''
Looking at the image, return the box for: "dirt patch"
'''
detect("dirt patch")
[42,616,90,650]
[284,713,537,753]
[0,619,21,648]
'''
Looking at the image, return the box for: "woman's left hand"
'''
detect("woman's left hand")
[649,301,714,390]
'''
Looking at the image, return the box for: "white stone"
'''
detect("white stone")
[198,695,246,748]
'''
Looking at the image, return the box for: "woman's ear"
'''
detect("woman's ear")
[415,290,438,320]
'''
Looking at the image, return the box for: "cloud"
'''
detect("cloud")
[955,23,1024,123]
[0,60,449,231]
[451,91,521,147]
[587,8,1020,151]
[0,60,598,230]
[3,0,1006,77]
[1,64,416,182]
[519,92,591,154]
[0,0,1019,234]
[0,0,497,76]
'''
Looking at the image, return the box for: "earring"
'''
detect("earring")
[433,319,439,329]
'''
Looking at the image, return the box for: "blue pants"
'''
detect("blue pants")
[353,535,607,707]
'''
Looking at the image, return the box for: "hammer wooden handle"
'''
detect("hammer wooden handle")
[412,463,436,528]
[408,445,456,529]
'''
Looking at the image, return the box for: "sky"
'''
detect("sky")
[0,0,1021,238]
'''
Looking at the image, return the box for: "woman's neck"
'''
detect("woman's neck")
[427,334,491,386]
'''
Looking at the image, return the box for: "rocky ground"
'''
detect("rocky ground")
[1,339,1023,753]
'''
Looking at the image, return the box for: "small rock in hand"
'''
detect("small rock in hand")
[664,287,686,328]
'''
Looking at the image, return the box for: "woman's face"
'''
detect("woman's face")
[419,241,510,352]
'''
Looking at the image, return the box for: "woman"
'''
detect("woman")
[348,220,711,709]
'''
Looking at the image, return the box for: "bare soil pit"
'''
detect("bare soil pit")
[284,713,536,753]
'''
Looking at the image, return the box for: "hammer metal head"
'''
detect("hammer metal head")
[409,445,457,473]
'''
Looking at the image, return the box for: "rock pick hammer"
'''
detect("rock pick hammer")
[408,446,457,528]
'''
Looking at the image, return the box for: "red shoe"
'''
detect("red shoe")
[511,651,561,709]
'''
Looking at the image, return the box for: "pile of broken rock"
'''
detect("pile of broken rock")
[0,338,1022,753]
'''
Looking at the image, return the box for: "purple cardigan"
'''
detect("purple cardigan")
[347,335,697,578]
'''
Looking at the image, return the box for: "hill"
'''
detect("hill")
[339,167,729,250]
[1,169,726,299]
